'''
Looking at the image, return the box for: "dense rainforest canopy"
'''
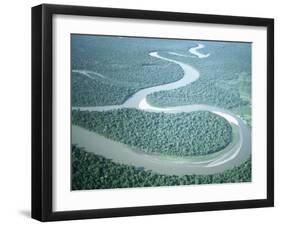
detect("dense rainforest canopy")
[72,145,251,190]
[71,35,184,107]
[71,36,252,190]
[72,109,233,157]
[147,42,252,126]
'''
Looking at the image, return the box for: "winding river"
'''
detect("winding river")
[72,44,251,175]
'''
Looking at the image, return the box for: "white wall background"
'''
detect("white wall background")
[0,0,279,225]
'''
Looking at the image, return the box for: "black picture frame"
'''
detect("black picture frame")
[32,3,274,222]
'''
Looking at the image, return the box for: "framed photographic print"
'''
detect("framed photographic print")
[32,4,274,221]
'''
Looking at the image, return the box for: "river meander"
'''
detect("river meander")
[72,44,251,175]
